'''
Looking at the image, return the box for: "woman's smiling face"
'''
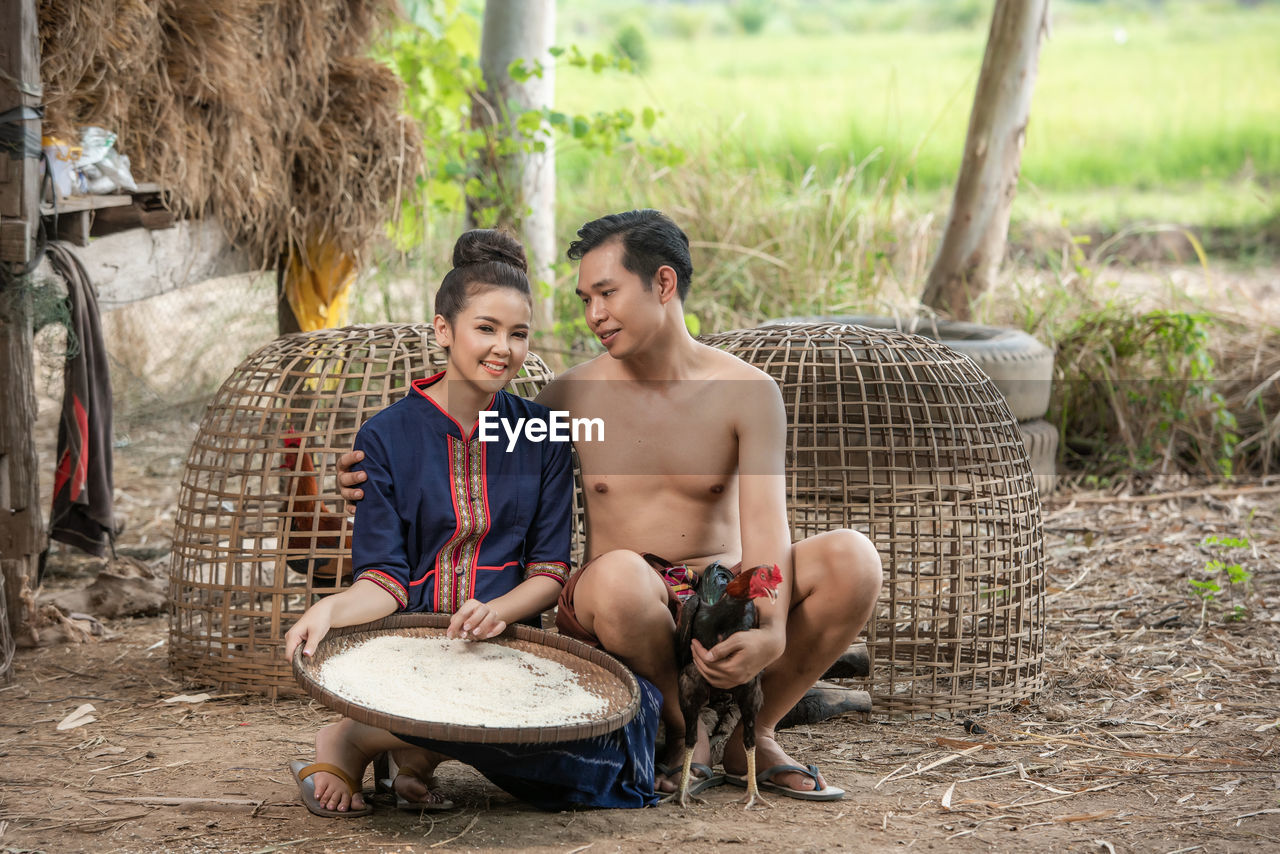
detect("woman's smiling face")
[435,285,532,395]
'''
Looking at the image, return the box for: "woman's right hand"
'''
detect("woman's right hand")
[447,599,507,640]
[285,600,334,660]
[336,450,366,514]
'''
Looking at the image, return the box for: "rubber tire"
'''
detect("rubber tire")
[766,315,1054,422]
[1017,418,1059,496]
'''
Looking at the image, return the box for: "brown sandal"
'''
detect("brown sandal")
[290,759,373,817]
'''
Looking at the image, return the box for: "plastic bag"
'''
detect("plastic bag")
[41,135,82,200]
[77,127,137,194]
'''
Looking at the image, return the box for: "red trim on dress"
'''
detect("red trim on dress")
[469,442,492,601]
[411,374,498,440]
[356,569,408,608]
[476,561,520,571]
[436,435,465,613]
[526,561,570,585]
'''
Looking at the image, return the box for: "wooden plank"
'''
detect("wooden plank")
[0,0,42,260]
[0,156,21,217]
[0,218,32,259]
[88,194,176,235]
[0,572,11,685]
[0,0,45,673]
[40,192,135,216]
[53,209,91,246]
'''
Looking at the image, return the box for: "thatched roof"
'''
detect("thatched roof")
[39,0,421,267]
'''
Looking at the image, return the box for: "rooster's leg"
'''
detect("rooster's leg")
[677,746,708,807]
[737,683,771,810]
[742,742,768,814]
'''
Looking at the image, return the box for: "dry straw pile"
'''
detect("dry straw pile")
[38,0,420,267]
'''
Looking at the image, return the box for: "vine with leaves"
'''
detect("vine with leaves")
[378,0,683,249]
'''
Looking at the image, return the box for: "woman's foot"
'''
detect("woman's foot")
[389,748,454,809]
[308,720,371,813]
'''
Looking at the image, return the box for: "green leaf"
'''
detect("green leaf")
[508,58,531,83]
[642,106,656,130]
[516,110,544,135]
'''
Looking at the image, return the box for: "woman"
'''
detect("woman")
[284,230,658,816]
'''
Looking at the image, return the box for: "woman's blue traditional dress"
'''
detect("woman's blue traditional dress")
[352,373,660,809]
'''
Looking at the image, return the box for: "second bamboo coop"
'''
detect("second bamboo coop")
[701,321,1046,716]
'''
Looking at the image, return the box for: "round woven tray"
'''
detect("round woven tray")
[292,614,640,744]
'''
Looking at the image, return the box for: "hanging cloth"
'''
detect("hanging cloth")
[47,241,115,556]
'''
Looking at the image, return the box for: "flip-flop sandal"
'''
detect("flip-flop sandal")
[656,761,727,796]
[290,759,374,817]
[726,763,845,801]
[373,756,455,811]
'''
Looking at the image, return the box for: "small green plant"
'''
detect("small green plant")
[1043,243,1241,480]
[1190,534,1255,625]
[730,0,770,35]
[612,23,651,72]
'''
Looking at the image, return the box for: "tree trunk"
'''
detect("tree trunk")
[0,0,46,679]
[921,0,1050,321]
[471,0,557,334]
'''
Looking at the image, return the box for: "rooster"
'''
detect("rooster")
[279,436,351,581]
[672,562,784,808]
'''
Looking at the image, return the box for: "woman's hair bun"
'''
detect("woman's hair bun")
[452,229,528,274]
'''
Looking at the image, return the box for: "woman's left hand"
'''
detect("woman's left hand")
[447,599,507,640]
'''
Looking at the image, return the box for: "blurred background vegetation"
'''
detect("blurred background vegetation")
[85,0,1280,483]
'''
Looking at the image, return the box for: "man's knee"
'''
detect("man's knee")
[799,529,883,603]
[576,550,668,623]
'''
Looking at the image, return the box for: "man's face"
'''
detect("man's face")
[575,240,664,360]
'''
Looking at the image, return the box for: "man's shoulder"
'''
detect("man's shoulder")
[537,354,610,406]
[696,341,774,383]
[557,353,612,381]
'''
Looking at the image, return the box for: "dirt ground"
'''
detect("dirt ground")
[4,394,1280,854]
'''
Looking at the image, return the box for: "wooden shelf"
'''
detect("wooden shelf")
[39,182,163,216]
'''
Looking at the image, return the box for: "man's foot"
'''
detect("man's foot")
[387,748,454,810]
[722,733,827,795]
[304,721,370,813]
[655,717,713,794]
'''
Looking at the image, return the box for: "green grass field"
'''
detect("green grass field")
[554,2,1279,230]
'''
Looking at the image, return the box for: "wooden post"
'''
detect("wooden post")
[0,0,46,676]
[276,257,301,335]
[921,0,1050,320]
[471,0,557,336]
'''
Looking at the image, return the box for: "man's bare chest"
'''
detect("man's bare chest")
[567,383,737,478]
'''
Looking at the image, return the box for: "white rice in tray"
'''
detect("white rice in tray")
[316,635,609,727]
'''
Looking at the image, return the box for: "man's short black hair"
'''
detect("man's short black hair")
[567,210,693,301]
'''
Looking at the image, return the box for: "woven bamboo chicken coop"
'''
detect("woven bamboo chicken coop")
[701,322,1046,717]
[168,324,554,697]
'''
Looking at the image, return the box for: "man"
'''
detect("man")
[340,210,881,799]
